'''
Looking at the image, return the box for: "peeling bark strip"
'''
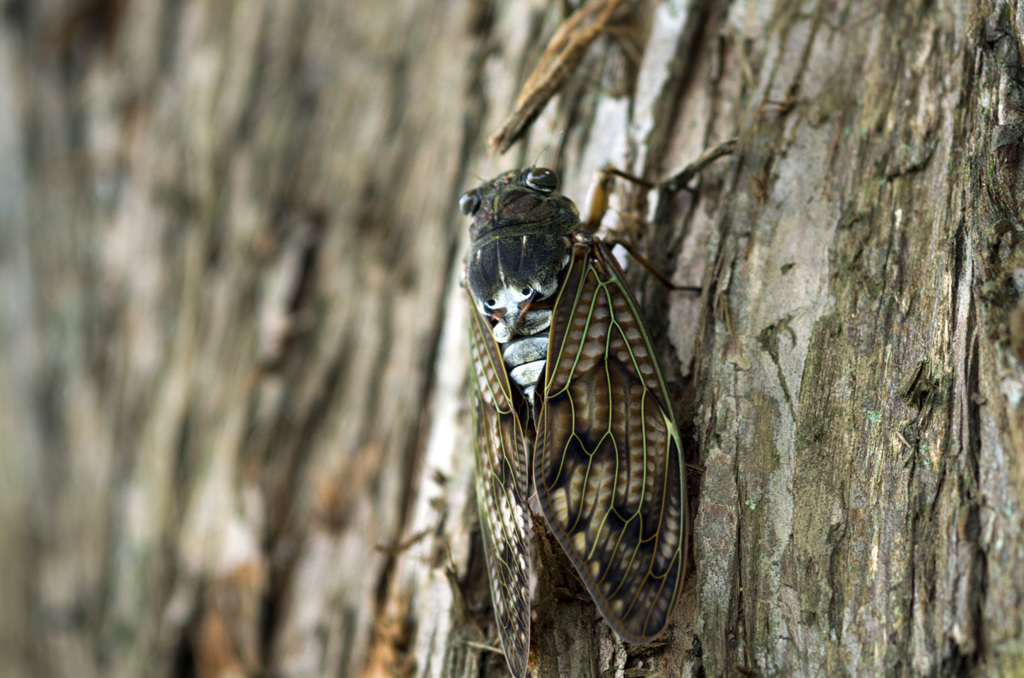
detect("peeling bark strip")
[489,0,628,153]
[0,2,1022,678]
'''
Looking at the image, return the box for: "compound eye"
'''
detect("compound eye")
[525,168,558,193]
[459,190,481,216]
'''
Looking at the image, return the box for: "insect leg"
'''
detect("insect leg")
[581,166,700,292]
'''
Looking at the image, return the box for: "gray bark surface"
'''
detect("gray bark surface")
[1,1,1022,677]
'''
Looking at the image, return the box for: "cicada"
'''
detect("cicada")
[460,167,688,677]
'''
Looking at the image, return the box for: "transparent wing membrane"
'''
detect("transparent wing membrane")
[535,240,688,643]
[468,289,531,676]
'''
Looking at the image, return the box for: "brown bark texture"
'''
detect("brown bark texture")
[1,0,1022,677]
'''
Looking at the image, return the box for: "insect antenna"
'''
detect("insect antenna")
[530,138,558,170]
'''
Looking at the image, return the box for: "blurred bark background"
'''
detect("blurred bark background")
[1,0,1022,677]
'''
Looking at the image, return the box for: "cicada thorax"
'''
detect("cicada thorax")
[463,168,581,403]
[465,239,567,402]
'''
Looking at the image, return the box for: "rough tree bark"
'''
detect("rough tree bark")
[1,1,1021,678]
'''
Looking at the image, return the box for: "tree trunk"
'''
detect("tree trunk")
[1,1,1021,677]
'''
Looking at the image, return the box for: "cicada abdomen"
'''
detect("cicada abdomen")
[461,167,688,677]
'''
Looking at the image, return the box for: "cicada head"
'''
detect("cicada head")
[461,168,580,332]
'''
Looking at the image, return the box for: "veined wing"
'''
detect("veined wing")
[534,239,688,643]
[467,288,531,677]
